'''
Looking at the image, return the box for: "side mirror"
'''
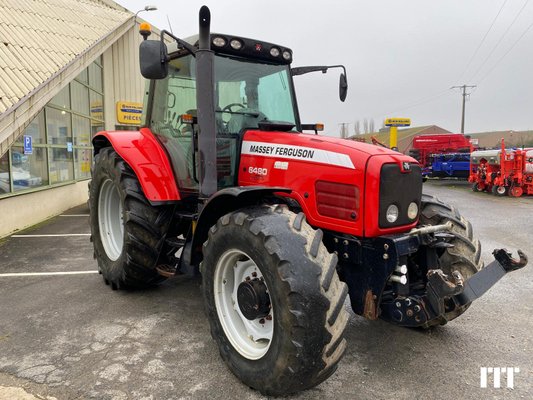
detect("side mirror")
[139,40,168,79]
[339,73,348,102]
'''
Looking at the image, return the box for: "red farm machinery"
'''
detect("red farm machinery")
[409,133,475,178]
[469,139,533,197]
[87,7,528,396]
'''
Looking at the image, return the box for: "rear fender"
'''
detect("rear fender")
[187,186,291,267]
[93,128,180,203]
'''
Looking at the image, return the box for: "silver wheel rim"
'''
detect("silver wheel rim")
[497,186,506,195]
[98,179,124,261]
[213,249,273,360]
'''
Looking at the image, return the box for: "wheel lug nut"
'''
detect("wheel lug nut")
[259,318,265,324]
[251,272,257,278]
[266,315,272,321]
[245,276,250,281]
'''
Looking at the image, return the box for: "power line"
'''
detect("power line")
[459,0,509,81]
[468,0,530,82]
[450,84,477,133]
[477,18,533,84]
[378,89,450,120]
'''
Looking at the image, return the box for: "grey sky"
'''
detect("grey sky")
[118,0,533,136]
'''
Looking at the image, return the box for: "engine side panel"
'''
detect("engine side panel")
[93,128,180,202]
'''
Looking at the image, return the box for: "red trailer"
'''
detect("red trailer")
[409,133,474,169]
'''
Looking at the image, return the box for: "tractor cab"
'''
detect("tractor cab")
[141,32,301,193]
[139,27,347,196]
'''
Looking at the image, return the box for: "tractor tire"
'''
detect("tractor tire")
[492,185,508,196]
[418,194,483,328]
[471,182,482,192]
[89,147,173,289]
[201,205,349,396]
[509,186,523,197]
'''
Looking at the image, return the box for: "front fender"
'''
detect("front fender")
[187,186,291,267]
[93,128,180,203]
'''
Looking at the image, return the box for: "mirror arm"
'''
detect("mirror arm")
[291,65,347,78]
[160,29,197,57]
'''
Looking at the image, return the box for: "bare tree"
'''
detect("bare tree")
[354,120,360,135]
[369,118,375,133]
[363,118,369,134]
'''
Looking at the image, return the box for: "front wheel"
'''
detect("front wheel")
[201,205,349,396]
[417,194,483,327]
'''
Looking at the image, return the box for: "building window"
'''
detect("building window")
[16,111,46,145]
[46,107,72,145]
[49,147,74,184]
[49,85,70,110]
[0,59,104,198]
[89,62,103,92]
[73,116,91,146]
[71,81,90,115]
[0,152,10,194]
[11,146,48,192]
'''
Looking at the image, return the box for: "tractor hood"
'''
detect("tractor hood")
[242,129,411,172]
[240,130,420,237]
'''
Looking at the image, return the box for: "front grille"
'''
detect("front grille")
[379,163,422,228]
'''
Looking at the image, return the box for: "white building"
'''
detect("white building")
[0,0,150,237]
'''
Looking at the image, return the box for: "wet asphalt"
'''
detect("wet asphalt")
[0,180,531,400]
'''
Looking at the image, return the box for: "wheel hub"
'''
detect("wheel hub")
[237,279,271,320]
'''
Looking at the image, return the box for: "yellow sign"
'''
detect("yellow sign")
[116,101,143,125]
[385,118,411,127]
[90,100,103,123]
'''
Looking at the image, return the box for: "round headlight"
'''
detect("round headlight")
[212,37,226,47]
[386,204,399,223]
[270,47,280,57]
[282,50,291,61]
[230,39,242,50]
[407,202,418,220]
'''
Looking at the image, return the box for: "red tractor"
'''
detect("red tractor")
[88,7,527,396]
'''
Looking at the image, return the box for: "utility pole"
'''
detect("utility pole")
[339,122,350,138]
[451,84,476,133]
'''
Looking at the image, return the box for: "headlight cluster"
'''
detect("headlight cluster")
[210,35,292,63]
[386,202,418,223]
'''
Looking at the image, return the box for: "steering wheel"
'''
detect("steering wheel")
[221,103,246,114]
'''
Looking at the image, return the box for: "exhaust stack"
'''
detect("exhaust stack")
[196,6,218,202]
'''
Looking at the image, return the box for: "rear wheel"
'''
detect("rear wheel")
[509,186,523,197]
[492,185,508,196]
[201,205,349,396]
[418,194,483,327]
[89,147,173,289]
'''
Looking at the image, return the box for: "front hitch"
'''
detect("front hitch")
[380,248,528,327]
[451,249,528,306]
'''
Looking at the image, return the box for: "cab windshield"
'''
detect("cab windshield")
[150,54,298,135]
[148,54,298,192]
